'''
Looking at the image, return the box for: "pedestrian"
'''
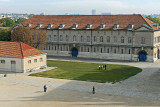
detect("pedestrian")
[100,65,102,70]
[99,65,100,70]
[92,86,95,94]
[43,85,47,92]
[105,64,106,70]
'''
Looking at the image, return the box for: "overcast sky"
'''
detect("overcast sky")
[0,0,160,15]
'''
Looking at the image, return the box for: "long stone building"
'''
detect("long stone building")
[21,14,160,62]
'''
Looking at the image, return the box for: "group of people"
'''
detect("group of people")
[99,64,107,70]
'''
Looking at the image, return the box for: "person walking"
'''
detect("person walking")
[92,86,95,94]
[44,85,47,92]
[99,65,100,70]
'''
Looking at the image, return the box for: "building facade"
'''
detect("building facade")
[0,42,47,73]
[21,14,160,62]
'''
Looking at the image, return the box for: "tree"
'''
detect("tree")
[0,28,11,41]
[146,15,160,25]
[32,29,48,49]
[0,18,15,27]
[11,27,48,49]
[28,14,34,18]
[11,27,33,46]
[15,18,26,24]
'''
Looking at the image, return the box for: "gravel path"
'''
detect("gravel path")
[0,58,160,101]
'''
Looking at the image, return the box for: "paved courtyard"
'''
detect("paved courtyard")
[1,58,160,106]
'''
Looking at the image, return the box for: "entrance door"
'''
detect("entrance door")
[11,61,16,72]
[139,51,147,61]
[72,48,78,57]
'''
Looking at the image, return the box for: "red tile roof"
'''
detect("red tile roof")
[21,14,158,30]
[0,41,46,58]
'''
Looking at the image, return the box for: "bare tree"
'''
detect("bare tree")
[32,29,48,50]
[11,27,33,46]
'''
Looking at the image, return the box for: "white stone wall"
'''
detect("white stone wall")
[0,57,24,73]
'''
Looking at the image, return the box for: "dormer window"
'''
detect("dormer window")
[59,24,65,29]
[27,23,32,27]
[37,23,43,29]
[152,23,159,29]
[128,24,134,30]
[72,24,78,29]
[86,24,92,29]
[113,24,119,30]
[48,24,53,29]
[100,24,106,29]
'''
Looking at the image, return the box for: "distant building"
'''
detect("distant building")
[101,12,111,15]
[92,9,96,15]
[0,15,6,19]
[21,14,160,62]
[0,42,47,73]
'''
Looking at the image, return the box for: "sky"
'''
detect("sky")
[0,0,160,15]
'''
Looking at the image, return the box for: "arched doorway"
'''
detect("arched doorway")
[72,47,78,57]
[139,51,147,62]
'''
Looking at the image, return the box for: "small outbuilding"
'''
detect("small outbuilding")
[0,41,47,73]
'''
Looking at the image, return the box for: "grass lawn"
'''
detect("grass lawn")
[30,60,142,83]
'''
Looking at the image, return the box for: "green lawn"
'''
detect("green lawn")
[30,60,142,83]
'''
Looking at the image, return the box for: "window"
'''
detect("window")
[100,24,105,29]
[121,49,124,54]
[129,49,131,54]
[1,60,5,64]
[88,48,90,52]
[114,49,116,53]
[11,61,16,64]
[37,24,42,29]
[54,35,57,41]
[114,36,117,43]
[100,36,103,42]
[94,48,96,52]
[59,24,65,29]
[107,36,110,43]
[87,24,92,29]
[113,24,119,30]
[28,60,31,64]
[81,36,84,42]
[87,36,90,42]
[34,59,37,63]
[48,35,51,42]
[48,24,53,29]
[60,35,63,41]
[40,58,43,62]
[128,24,134,30]
[73,35,76,42]
[48,45,51,50]
[141,37,145,44]
[128,37,132,43]
[66,35,69,42]
[55,46,56,50]
[81,47,83,52]
[72,24,78,29]
[107,48,109,53]
[121,36,124,43]
[93,36,97,42]
[101,48,103,53]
